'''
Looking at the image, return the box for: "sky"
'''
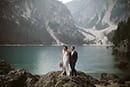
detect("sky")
[58,0,73,3]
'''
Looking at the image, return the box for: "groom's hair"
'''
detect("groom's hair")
[72,45,75,50]
[64,45,68,50]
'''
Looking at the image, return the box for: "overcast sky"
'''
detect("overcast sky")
[58,0,73,3]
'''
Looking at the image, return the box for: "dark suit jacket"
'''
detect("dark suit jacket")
[70,51,78,64]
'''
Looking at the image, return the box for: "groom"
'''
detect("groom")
[70,46,78,76]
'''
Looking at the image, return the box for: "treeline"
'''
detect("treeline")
[112,17,130,56]
[0,17,54,44]
[112,17,130,46]
[0,0,54,44]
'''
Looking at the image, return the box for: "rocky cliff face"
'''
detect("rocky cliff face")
[0,0,84,45]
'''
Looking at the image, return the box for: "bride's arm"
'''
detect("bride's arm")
[67,51,70,63]
[62,49,64,63]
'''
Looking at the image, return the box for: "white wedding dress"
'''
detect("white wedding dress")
[62,50,70,76]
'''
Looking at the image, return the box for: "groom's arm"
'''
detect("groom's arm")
[75,51,78,62]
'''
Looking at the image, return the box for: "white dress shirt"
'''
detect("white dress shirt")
[71,50,75,55]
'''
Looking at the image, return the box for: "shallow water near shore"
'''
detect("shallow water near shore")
[0,46,126,78]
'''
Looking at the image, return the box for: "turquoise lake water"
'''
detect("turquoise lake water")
[0,46,123,77]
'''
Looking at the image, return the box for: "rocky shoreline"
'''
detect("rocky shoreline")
[0,59,130,87]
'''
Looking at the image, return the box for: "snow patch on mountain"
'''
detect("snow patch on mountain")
[78,24,117,46]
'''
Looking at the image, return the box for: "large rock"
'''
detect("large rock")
[34,71,98,87]
[0,69,40,87]
[0,69,27,87]
[0,60,39,87]
[0,59,13,75]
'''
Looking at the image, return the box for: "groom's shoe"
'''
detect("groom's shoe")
[70,71,74,76]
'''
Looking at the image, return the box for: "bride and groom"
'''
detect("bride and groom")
[61,45,78,76]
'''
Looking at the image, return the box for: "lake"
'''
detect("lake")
[0,46,124,77]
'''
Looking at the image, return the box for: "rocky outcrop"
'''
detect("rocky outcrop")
[0,59,13,75]
[35,71,99,87]
[1,59,130,87]
[0,59,98,87]
[0,69,40,87]
[0,59,40,87]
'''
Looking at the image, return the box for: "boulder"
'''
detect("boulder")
[0,69,40,87]
[0,59,13,75]
[34,71,98,87]
[0,69,27,87]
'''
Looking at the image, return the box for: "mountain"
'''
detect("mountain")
[0,0,129,45]
[0,0,84,45]
[66,0,130,45]
[67,0,130,29]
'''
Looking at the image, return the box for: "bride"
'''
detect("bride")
[61,45,70,76]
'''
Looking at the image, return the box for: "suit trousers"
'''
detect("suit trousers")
[70,62,77,76]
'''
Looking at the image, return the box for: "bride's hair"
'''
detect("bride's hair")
[64,45,68,50]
